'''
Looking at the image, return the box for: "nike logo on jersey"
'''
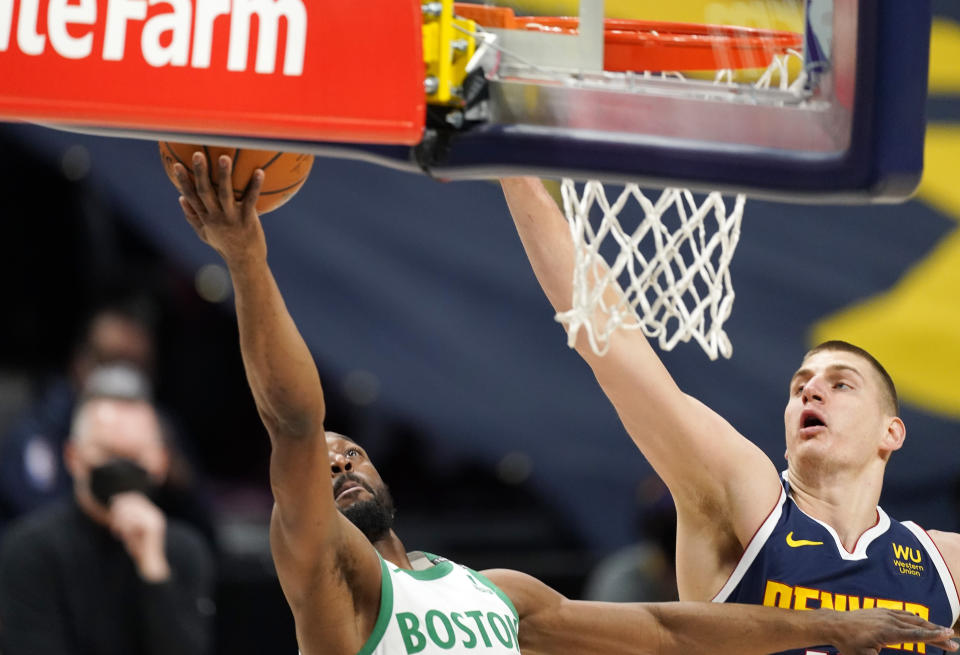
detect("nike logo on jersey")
[786,531,824,547]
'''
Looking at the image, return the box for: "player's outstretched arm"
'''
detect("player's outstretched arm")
[174,154,380,653]
[488,569,959,655]
[501,177,782,595]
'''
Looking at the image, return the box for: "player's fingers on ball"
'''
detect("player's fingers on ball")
[178,183,205,219]
[178,170,203,214]
[191,151,218,212]
[216,155,235,209]
[179,197,204,232]
[171,163,194,195]
[241,169,265,217]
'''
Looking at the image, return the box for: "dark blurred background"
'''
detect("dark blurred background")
[0,3,958,652]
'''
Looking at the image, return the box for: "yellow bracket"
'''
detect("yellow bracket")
[423,0,477,106]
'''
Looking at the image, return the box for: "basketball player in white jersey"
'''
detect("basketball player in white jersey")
[501,177,960,654]
[171,154,957,655]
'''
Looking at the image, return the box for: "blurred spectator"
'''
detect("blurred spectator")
[0,301,217,548]
[0,302,156,515]
[583,475,678,602]
[0,370,215,655]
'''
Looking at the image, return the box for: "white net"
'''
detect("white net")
[556,52,804,360]
[557,182,744,359]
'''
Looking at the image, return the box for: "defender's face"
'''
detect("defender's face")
[783,350,892,469]
[326,433,386,511]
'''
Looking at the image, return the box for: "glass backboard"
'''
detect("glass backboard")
[414,0,933,203]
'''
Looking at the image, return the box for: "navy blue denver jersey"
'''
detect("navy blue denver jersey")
[714,475,959,654]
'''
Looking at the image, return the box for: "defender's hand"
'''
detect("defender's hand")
[108,492,171,582]
[174,152,267,266]
[831,608,958,655]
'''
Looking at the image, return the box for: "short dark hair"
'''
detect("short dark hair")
[804,340,898,415]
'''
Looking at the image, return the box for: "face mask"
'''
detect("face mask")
[88,458,154,506]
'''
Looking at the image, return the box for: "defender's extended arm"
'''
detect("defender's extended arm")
[501,176,781,598]
[488,568,959,655]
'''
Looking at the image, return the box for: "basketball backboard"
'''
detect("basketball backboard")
[0,0,932,203]
[413,0,932,203]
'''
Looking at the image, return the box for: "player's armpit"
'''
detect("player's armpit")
[271,512,384,655]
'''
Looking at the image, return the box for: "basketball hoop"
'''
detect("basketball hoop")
[555,40,804,359]
[453,4,803,74]
[455,4,804,359]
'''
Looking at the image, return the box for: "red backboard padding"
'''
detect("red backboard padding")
[0,0,425,145]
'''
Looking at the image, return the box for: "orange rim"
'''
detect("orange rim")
[454,3,803,72]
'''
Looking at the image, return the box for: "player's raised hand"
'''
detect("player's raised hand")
[173,151,266,265]
[831,608,957,655]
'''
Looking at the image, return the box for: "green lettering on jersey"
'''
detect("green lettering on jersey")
[464,610,493,647]
[451,612,478,648]
[487,612,514,648]
[425,610,456,649]
[396,612,426,654]
[506,614,519,646]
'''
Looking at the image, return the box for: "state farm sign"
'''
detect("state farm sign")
[1,0,306,74]
[0,0,425,144]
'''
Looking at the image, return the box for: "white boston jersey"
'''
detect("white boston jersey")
[358,551,521,655]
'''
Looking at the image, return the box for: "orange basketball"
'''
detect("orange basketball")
[159,142,313,214]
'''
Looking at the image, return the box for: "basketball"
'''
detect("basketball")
[159,142,314,214]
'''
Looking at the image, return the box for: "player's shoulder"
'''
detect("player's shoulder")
[926,529,960,572]
[481,568,563,619]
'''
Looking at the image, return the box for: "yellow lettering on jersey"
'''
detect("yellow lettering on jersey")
[761,581,931,652]
[794,586,820,610]
[763,581,794,609]
[892,544,926,576]
[894,543,924,564]
[819,591,835,610]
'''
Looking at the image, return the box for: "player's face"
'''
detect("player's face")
[327,432,389,502]
[327,433,396,542]
[783,349,896,471]
[327,433,384,508]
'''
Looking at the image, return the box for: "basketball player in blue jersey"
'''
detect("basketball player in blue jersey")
[170,153,957,655]
[501,177,960,655]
